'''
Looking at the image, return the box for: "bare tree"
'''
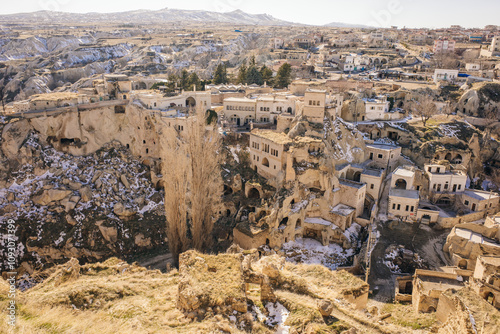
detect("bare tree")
[433,52,460,69]
[161,127,190,266]
[407,94,439,127]
[186,108,223,252]
[160,108,223,265]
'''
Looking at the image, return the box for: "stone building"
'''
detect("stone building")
[249,130,292,182]
[471,256,500,309]
[388,166,420,220]
[424,163,468,203]
[302,89,327,124]
[412,269,464,313]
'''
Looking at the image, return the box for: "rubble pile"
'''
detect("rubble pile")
[383,245,427,274]
[0,132,166,275]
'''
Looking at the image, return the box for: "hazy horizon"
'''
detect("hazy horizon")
[0,0,498,29]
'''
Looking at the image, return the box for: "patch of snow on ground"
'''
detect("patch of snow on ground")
[282,238,353,270]
[229,145,240,163]
[265,302,290,334]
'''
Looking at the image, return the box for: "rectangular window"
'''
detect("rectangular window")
[392,204,396,210]
[458,184,461,190]
[428,167,432,172]
[406,205,409,211]
[433,184,437,190]
[378,154,383,159]
[464,200,469,205]
[437,167,441,173]
[397,204,401,210]
[411,206,414,212]
[370,184,374,189]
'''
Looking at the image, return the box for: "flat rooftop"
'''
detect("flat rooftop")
[251,130,292,145]
[331,204,355,217]
[463,189,500,201]
[366,143,400,151]
[455,228,500,248]
[393,166,415,178]
[305,217,333,226]
[362,168,384,177]
[31,92,81,102]
[224,97,255,103]
[389,188,419,199]
[339,178,365,189]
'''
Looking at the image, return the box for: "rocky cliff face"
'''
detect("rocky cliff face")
[0,123,166,276]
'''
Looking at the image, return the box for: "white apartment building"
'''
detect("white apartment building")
[433,69,459,83]
[433,39,456,53]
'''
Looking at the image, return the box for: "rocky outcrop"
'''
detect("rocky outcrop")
[32,189,73,206]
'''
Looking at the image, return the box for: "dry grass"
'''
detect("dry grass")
[179,250,246,309]
[0,258,243,334]
[380,303,436,330]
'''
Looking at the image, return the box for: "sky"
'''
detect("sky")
[0,0,498,28]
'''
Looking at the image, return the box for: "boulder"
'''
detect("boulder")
[7,192,15,203]
[95,220,118,243]
[113,202,136,218]
[65,214,78,226]
[68,181,82,190]
[61,198,77,212]
[120,174,130,188]
[317,299,334,317]
[79,187,92,202]
[134,233,152,247]
[33,189,73,206]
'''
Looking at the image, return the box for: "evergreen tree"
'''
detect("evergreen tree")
[213,63,228,84]
[180,69,190,91]
[246,66,263,85]
[187,72,201,91]
[237,62,247,84]
[274,63,292,88]
[260,65,273,85]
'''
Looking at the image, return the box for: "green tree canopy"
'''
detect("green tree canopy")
[213,63,228,85]
[187,72,201,91]
[237,62,247,84]
[274,63,292,88]
[180,69,190,91]
[260,65,273,85]
[246,66,263,86]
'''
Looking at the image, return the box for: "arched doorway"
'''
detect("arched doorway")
[452,154,463,164]
[262,158,270,168]
[395,179,407,190]
[247,188,260,199]
[224,185,233,195]
[230,115,240,126]
[287,107,293,113]
[353,171,361,182]
[279,217,288,229]
[486,292,495,305]
[445,153,452,161]
[185,97,196,108]
[295,219,302,229]
[437,197,451,206]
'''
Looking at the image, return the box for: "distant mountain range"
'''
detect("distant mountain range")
[0,8,293,26]
[0,8,371,28]
[323,22,374,29]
